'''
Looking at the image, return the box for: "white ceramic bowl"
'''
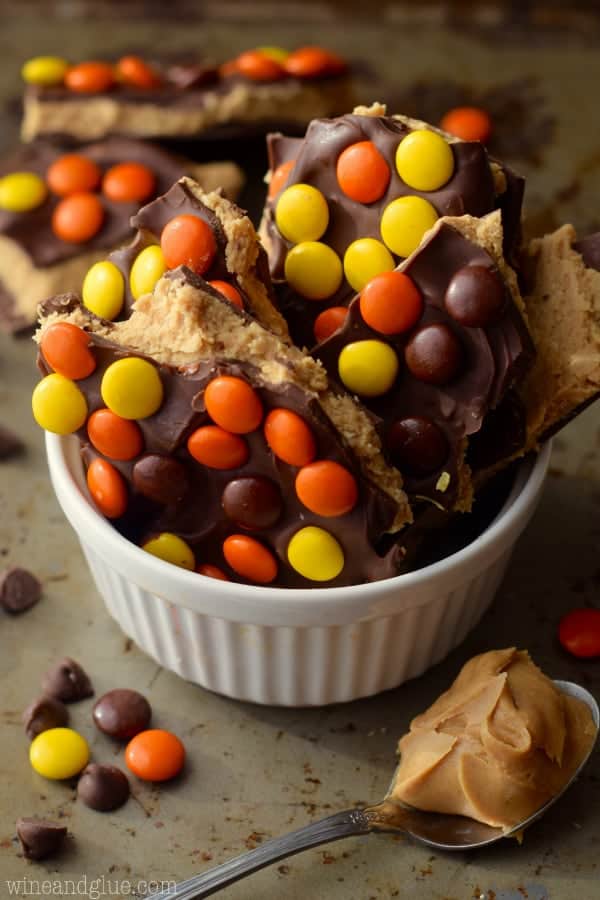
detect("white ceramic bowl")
[46,433,551,706]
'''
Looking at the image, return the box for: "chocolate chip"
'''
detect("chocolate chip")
[0,425,24,460]
[41,658,94,703]
[76,763,130,812]
[93,688,152,740]
[404,323,463,385]
[387,417,450,477]
[16,817,67,860]
[22,696,69,741]
[444,264,506,328]
[222,476,283,530]
[132,454,189,505]
[0,567,41,614]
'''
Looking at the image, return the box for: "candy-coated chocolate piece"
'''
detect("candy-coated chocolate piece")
[204,376,263,434]
[93,688,152,739]
[268,159,295,199]
[404,323,463,385]
[87,409,144,460]
[87,457,128,518]
[0,172,47,212]
[52,192,104,243]
[161,214,217,275]
[558,609,600,659]
[287,526,344,581]
[444,264,506,327]
[77,763,130,811]
[40,322,96,380]
[380,195,438,258]
[395,129,454,192]
[284,241,342,300]
[22,55,68,86]
[197,564,229,580]
[440,106,492,143]
[187,425,249,470]
[338,339,399,397]
[295,460,358,517]
[236,49,285,82]
[283,46,346,78]
[132,454,189,504]
[208,279,244,309]
[129,244,166,300]
[387,417,450,477]
[64,61,115,93]
[275,183,329,244]
[222,476,283,530]
[314,306,348,343]
[82,260,125,320]
[32,373,87,434]
[116,55,161,89]
[264,408,316,467]
[102,162,156,203]
[101,357,163,419]
[360,270,423,335]
[29,727,89,780]
[142,533,195,570]
[223,535,278,583]
[336,141,390,204]
[46,154,102,197]
[343,237,395,293]
[125,729,185,782]
[257,46,290,63]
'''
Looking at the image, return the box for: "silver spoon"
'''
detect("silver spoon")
[146,680,598,899]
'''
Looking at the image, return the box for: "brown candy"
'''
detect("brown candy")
[387,417,450,477]
[0,567,41,614]
[41,657,94,703]
[16,817,67,860]
[132,454,190,504]
[77,763,130,812]
[222,476,283,530]
[92,688,152,739]
[404,323,463,385]
[22,696,69,741]
[444,265,506,328]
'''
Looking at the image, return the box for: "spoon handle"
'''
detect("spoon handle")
[148,808,374,899]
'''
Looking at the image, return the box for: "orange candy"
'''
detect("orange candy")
[208,280,244,310]
[87,457,128,519]
[295,460,358,517]
[160,214,217,275]
[46,154,102,197]
[40,322,96,380]
[283,47,346,79]
[87,408,144,461]
[268,160,295,199]
[313,306,349,343]
[116,55,161,89]
[187,425,249,470]
[359,271,423,335]
[223,535,277,584]
[336,141,390,204]
[197,564,229,581]
[235,50,284,82]
[51,192,104,243]
[440,106,493,143]
[204,377,263,434]
[264,409,316,467]
[125,729,185,782]
[65,61,115,93]
[102,162,156,203]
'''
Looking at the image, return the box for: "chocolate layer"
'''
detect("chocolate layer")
[574,232,600,272]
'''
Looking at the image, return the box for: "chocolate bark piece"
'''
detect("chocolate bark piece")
[0,424,25,459]
[93,689,152,739]
[41,657,94,702]
[23,696,69,740]
[0,567,41,614]
[77,764,130,812]
[0,140,243,333]
[260,103,524,348]
[16,818,68,860]
[314,213,534,511]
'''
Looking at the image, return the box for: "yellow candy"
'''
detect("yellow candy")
[0,172,47,212]
[395,129,455,192]
[343,238,395,293]
[380,196,438,259]
[101,357,163,420]
[338,339,399,397]
[142,533,195,570]
[275,184,329,244]
[22,55,69,86]
[284,241,342,301]
[30,727,89,780]
[288,526,344,581]
[130,245,166,301]
[82,260,125,320]
[258,45,289,63]
[32,373,88,434]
